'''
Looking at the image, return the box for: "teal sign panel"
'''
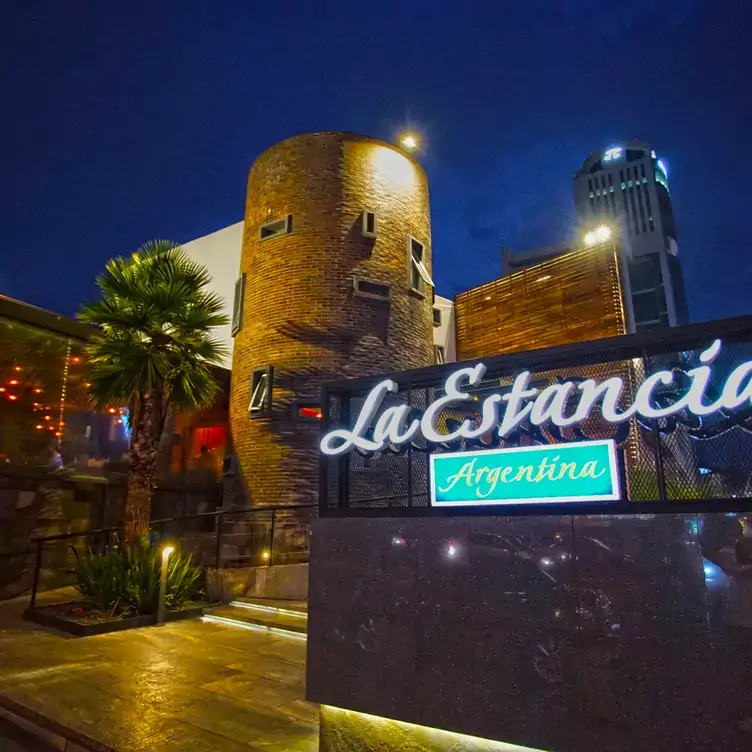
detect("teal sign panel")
[430,440,620,507]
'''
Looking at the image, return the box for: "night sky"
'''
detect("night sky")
[1,1,749,324]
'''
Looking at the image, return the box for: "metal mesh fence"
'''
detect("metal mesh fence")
[321,318,752,514]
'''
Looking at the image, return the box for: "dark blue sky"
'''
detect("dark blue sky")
[1,0,749,323]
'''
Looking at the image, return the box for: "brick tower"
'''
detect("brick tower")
[229,132,434,505]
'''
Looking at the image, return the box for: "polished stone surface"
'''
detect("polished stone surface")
[0,591,317,751]
[307,513,752,752]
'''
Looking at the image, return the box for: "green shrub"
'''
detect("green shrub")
[73,540,202,616]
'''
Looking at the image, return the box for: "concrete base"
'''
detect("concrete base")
[206,563,308,602]
[319,706,542,752]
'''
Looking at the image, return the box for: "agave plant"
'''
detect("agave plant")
[78,241,228,541]
[73,541,202,616]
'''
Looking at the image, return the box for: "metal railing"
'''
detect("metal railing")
[26,503,316,608]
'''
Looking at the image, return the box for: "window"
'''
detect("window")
[632,290,663,324]
[259,215,292,242]
[434,345,446,364]
[231,274,245,336]
[433,307,442,327]
[295,403,322,422]
[362,211,377,238]
[248,367,273,417]
[408,236,433,295]
[353,278,391,301]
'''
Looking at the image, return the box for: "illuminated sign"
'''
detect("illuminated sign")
[603,147,623,162]
[430,440,619,506]
[320,340,752,456]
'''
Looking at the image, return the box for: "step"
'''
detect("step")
[233,597,308,615]
[202,600,308,640]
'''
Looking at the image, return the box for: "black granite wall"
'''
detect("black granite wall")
[307,512,752,752]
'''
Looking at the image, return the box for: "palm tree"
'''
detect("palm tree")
[79,241,228,541]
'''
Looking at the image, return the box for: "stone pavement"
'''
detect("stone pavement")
[0,591,318,751]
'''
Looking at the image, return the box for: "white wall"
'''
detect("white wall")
[433,295,456,363]
[181,222,244,368]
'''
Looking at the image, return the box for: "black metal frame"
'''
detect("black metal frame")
[319,314,752,517]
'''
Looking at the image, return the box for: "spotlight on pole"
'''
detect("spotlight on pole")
[157,544,175,625]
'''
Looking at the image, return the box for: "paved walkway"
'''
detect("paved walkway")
[0,591,317,751]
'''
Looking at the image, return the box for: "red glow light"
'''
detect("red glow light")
[13,366,22,372]
[300,407,322,419]
[108,408,116,414]
[8,395,17,401]
[34,388,42,394]
[8,379,18,386]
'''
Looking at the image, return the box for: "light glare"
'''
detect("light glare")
[584,225,612,246]
[400,134,418,151]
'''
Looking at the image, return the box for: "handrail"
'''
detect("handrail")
[29,503,317,544]
[25,502,317,609]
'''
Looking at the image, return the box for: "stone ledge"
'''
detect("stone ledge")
[0,693,116,752]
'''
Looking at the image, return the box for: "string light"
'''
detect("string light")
[8,395,18,401]
[58,339,71,441]
[8,379,18,386]
[13,366,22,372]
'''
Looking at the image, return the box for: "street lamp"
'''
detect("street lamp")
[584,225,612,247]
[157,544,175,625]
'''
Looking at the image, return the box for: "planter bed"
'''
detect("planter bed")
[23,600,207,637]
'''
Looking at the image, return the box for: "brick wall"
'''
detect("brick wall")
[229,132,434,506]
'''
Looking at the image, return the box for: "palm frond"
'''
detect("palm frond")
[78,241,230,415]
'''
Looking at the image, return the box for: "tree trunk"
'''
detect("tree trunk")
[123,393,162,542]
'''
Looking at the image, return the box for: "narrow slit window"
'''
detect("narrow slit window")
[231,274,245,336]
[434,345,445,364]
[353,278,391,301]
[259,215,292,242]
[248,367,273,416]
[408,236,433,294]
[362,211,377,237]
[433,307,442,327]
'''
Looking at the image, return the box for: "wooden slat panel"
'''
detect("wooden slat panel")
[455,245,626,361]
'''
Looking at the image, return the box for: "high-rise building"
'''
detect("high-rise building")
[573,140,689,331]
